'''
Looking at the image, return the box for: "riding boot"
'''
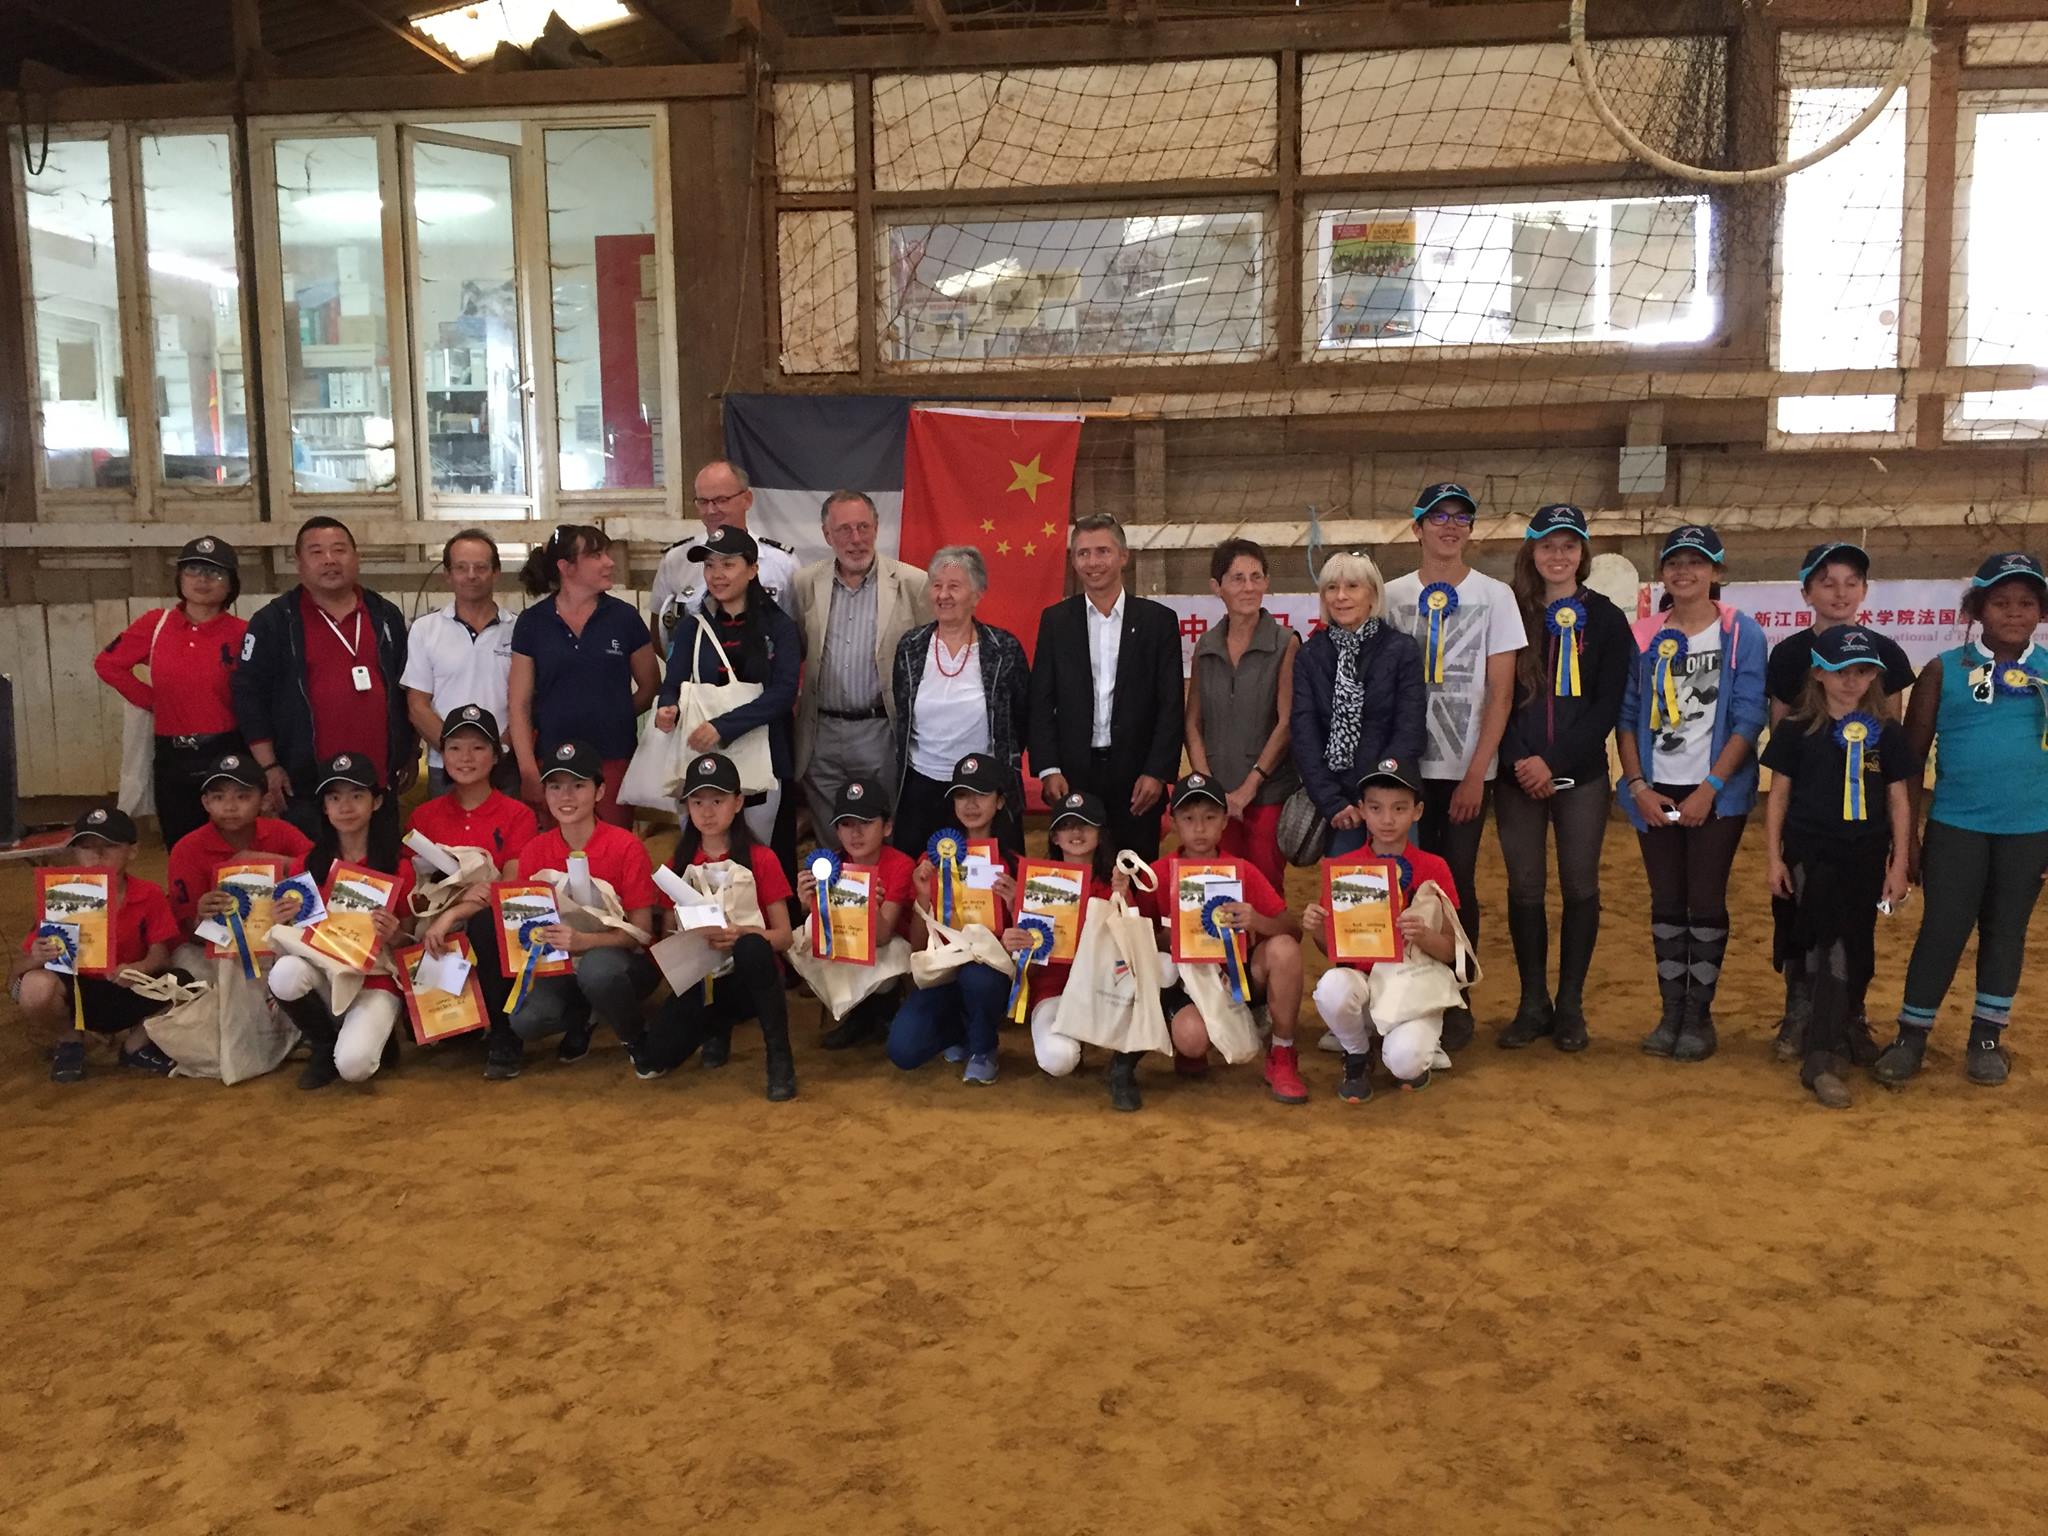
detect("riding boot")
[1641,914,1689,1056]
[1672,918,1728,1062]
[1550,895,1599,1052]
[1496,902,1554,1049]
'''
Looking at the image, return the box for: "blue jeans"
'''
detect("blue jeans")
[887,963,1009,1068]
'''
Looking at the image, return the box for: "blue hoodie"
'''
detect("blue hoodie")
[1615,601,1769,830]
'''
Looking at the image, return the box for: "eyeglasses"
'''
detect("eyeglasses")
[693,491,746,511]
[1424,510,1476,528]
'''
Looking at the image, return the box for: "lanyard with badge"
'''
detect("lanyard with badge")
[322,607,374,693]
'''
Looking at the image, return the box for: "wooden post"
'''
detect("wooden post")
[1918,27,1962,445]
[1275,49,1302,371]
[673,94,764,472]
[1133,421,1167,594]
[230,0,269,80]
[853,74,879,383]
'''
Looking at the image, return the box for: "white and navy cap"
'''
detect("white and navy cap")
[680,752,742,797]
[1660,524,1726,565]
[68,806,139,845]
[1811,624,1885,671]
[315,752,381,794]
[439,704,502,749]
[1526,503,1589,540]
[541,741,602,783]
[1972,551,2047,593]
[1355,755,1423,796]
[1049,790,1107,830]
[1170,773,1227,811]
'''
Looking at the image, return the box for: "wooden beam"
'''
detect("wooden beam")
[1275,48,1302,369]
[728,0,786,54]
[229,0,271,81]
[1919,27,1962,445]
[335,0,469,73]
[911,0,953,33]
[853,73,879,381]
[10,0,193,82]
[617,0,713,64]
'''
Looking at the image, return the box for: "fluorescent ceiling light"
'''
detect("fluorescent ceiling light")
[415,189,496,218]
[1122,214,1206,244]
[287,188,495,225]
[149,250,239,289]
[935,258,1021,297]
[410,0,633,62]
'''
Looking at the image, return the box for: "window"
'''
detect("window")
[1774,87,1907,438]
[139,133,250,485]
[273,136,396,493]
[545,125,662,489]
[1952,102,2048,439]
[19,137,128,490]
[882,206,1268,365]
[1308,193,1713,353]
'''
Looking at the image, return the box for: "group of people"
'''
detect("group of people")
[31,463,2047,1112]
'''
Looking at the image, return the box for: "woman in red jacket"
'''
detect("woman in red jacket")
[94,536,248,849]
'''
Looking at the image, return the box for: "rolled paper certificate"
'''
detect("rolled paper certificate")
[653,864,697,908]
[404,830,462,877]
[566,851,596,904]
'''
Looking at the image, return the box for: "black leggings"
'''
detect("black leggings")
[1787,838,1885,1071]
[1417,778,1489,942]
[1494,778,1608,905]
[1899,821,2048,1032]
[1636,786,1746,998]
[642,932,789,1071]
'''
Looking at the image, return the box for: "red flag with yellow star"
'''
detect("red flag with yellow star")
[898,407,1082,662]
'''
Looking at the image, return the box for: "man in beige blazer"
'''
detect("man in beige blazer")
[792,490,931,839]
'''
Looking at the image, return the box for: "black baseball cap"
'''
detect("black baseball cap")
[688,525,760,565]
[1972,551,2047,593]
[68,806,138,845]
[314,752,382,795]
[440,703,502,749]
[1412,482,1477,520]
[1811,624,1886,671]
[200,751,265,791]
[1356,755,1423,796]
[946,754,1002,796]
[1660,524,1726,565]
[540,741,601,784]
[832,776,891,822]
[679,751,742,798]
[175,534,238,573]
[1526,503,1589,540]
[1799,542,1869,584]
[1170,773,1226,811]
[1049,789,1107,830]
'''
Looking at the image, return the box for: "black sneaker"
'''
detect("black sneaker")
[1337,1051,1374,1104]
[1966,1033,2010,1087]
[628,1040,671,1081]
[1401,1068,1433,1092]
[297,1044,340,1091]
[119,1039,177,1076]
[701,1029,732,1069]
[1107,1052,1142,1113]
[381,1031,401,1072]
[1439,1006,1475,1054]
[1872,1026,1929,1084]
[820,1014,875,1050]
[556,1026,593,1065]
[483,1034,524,1081]
[50,1039,86,1085]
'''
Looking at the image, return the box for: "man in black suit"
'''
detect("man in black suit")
[1029,514,1184,860]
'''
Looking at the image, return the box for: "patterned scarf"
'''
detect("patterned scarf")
[1324,619,1380,773]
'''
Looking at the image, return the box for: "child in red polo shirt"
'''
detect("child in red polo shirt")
[1132,773,1307,1104]
[13,808,181,1084]
[1303,758,1462,1100]
[501,740,661,1076]
[406,705,540,1080]
[797,776,916,1051]
[640,752,797,1100]
[165,751,312,967]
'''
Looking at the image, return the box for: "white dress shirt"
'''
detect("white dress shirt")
[1085,589,1126,749]
[399,601,515,767]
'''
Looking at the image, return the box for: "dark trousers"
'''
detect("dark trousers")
[1068,749,1163,862]
[1494,777,1608,905]
[643,933,789,1072]
[154,732,244,850]
[1417,778,1489,942]
[1787,838,1885,1078]
[1900,821,2048,1031]
[1636,785,1746,1002]
[461,907,514,1039]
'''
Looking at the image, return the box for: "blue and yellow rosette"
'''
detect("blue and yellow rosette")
[1546,596,1586,698]
[36,922,84,1031]
[1993,664,2048,749]
[1391,854,1414,896]
[224,884,260,980]
[1006,915,1055,1023]
[507,916,551,1016]
[1201,894,1250,1005]
[1418,581,1459,685]
[1648,628,1688,730]
[927,827,966,927]
[1834,711,1879,822]
[808,849,842,957]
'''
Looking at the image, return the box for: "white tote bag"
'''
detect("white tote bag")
[788,926,911,1019]
[134,959,298,1084]
[646,610,775,798]
[1367,879,1481,1028]
[617,709,695,812]
[117,609,172,818]
[908,904,1015,989]
[1048,852,1173,1056]
[1179,957,1262,1064]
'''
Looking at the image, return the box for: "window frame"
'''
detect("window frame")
[1945,88,2048,442]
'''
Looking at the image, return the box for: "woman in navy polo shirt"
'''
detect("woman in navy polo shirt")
[508,525,658,826]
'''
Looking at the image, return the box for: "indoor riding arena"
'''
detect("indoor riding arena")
[4,2,2047,1533]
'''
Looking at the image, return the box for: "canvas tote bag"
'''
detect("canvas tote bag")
[1366,879,1482,1029]
[1048,852,1173,1056]
[116,609,172,818]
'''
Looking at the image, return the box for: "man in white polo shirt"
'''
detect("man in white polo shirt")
[402,528,517,795]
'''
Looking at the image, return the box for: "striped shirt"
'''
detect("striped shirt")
[815,567,883,712]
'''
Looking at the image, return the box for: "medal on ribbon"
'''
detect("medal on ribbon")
[809,849,842,957]
[1391,854,1414,896]
[1007,915,1055,1023]
[224,885,260,980]
[508,917,551,1015]
[1201,894,1250,1005]
[1833,712,1879,822]
[1648,628,1688,730]
[1546,597,1586,698]
[1993,664,2048,750]
[927,828,966,927]
[37,922,84,1031]
[1418,582,1459,685]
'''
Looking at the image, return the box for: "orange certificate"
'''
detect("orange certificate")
[36,867,118,977]
[303,861,400,972]
[1167,859,1242,964]
[1015,858,1091,964]
[491,882,572,978]
[395,935,490,1045]
[209,854,290,960]
[1320,856,1405,965]
[951,838,1006,932]
[813,864,877,965]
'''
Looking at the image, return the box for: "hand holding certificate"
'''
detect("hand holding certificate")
[1167,860,1242,963]
[303,862,401,972]
[203,854,291,974]
[811,860,877,965]
[1015,859,1090,964]
[1319,855,1405,964]
[36,868,118,977]
[396,935,490,1044]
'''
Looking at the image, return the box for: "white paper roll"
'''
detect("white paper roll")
[653,864,695,908]
[566,851,596,904]
[404,830,461,877]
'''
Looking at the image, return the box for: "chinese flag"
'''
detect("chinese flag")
[899,407,1082,663]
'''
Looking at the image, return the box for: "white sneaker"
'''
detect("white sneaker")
[1431,1045,1453,1071]
[1317,1031,1344,1053]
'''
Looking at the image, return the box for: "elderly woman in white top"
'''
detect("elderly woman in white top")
[888,545,1032,855]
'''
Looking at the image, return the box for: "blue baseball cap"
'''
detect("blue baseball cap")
[1972,552,2046,592]
[1660,524,1726,565]
[1526,503,1589,540]
[1412,482,1477,520]
[1799,541,1869,584]
[1811,624,1885,671]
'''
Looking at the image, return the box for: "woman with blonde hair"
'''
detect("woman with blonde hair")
[1289,549,1425,856]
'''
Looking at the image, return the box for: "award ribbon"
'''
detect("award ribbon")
[809,850,842,958]
[1391,854,1414,896]
[1993,663,2048,750]
[1833,712,1879,822]
[1546,597,1586,698]
[1201,894,1249,1006]
[1418,582,1459,685]
[37,922,84,1031]
[508,917,551,1016]
[1007,915,1055,1023]
[927,828,966,928]
[1648,628,1688,730]
[224,885,260,980]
